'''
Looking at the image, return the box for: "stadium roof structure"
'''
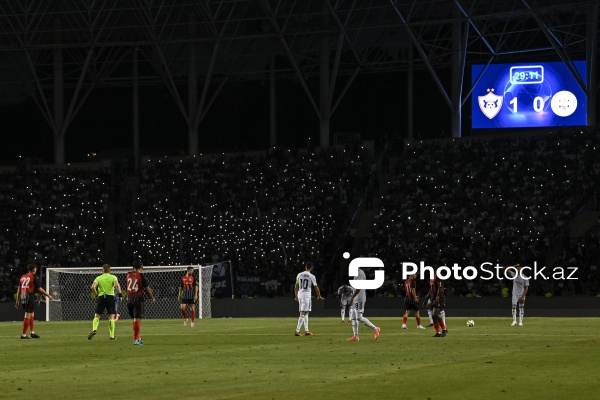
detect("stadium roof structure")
[0,0,597,163]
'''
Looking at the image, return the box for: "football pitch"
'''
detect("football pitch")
[1,317,599,400]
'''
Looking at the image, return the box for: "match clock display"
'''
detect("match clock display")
[472,61,587,129]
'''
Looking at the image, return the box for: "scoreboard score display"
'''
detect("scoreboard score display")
[471,61,587,129]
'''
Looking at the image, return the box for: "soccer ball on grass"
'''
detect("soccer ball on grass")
[466,319,475,327]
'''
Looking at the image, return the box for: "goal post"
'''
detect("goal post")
[46,263,226,321]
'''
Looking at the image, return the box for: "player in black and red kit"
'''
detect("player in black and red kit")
[126,261,155,345]
[401,273,425,330]
[178,266,199,327]
[15,264,53,339]
[429,273,448,337]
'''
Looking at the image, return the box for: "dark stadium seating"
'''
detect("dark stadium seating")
[2,128,599,301]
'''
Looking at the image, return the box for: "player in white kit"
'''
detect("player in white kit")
[346,268,380,341]
[337,284,354,323]
[294,262,323,336]
[507,264,529,326]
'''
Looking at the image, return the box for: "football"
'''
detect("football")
[466,319,475,327]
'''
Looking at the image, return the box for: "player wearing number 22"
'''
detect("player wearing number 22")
[88,264,122,341]
[294,261,323,336]
[16,264,53,339]
[127,261,156,345]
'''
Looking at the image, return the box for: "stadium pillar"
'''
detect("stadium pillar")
[587,5,598,128]
[133,48,140,174]
[319,1,331,148]
[450,4,465,139]
[53,18,65,164]
[407,45,414,140]
[188,14,199,155]
[269,52,277,147]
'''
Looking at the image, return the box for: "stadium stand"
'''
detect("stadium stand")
[362,127,600,297]
[1,129,599,301]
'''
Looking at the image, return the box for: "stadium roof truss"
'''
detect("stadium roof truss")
[0,0,597,162]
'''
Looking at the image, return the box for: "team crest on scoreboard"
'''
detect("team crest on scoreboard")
[478,88,503,120]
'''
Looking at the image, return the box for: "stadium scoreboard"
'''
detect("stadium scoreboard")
[472,61,587,129]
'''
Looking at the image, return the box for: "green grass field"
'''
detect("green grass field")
[1,317,599,399]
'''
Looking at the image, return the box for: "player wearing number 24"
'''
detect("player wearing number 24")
[126,261,155,345]
[294,262,323,336]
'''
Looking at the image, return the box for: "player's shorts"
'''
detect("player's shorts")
[431,297,445,311]
[298,297,312,312]
[127,299,145,319]
[512,295,526,306]
[404,297,419,311]
[181,298,195,305]
[340,298,351,307]
[20,295,36,313]
[95,294,116,315]
[351,301,365,320]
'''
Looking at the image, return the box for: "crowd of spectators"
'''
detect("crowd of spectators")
[561,222,600,296]
[0,165,110,300]
[362,127,600,298]
[1,128,599,301]
[119,146,371,295]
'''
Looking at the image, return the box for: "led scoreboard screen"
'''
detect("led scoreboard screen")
[471,61,587,129]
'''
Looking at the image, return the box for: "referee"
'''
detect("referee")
[88,264,122,340]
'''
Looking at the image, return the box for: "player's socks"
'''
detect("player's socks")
[304,315,309,332]
[296,316,304,332]
[439,320,447,330]
[92,317,100,331]
[352,319,359,337]
[434,322,440,333]
[22,317,29,335]
[29,317,35,333]
[402,316,408,325]
[134,321,141,340]
[427,309,433,324]
[109,319,115,338]
[181,309,188,319]
[191,310,196,323]
[416,315,422,326]
[441,310,446,325]
[519,305,524,325]
[511,305,517,321]
[359,317,376,330]
[341,308,345,321]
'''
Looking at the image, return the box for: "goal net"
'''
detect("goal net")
[45,264,221,321]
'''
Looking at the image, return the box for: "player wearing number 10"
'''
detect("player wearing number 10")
[127,261,155,345]
[294,261,323,336]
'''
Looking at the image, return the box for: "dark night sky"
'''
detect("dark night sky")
[0,69,451,165]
